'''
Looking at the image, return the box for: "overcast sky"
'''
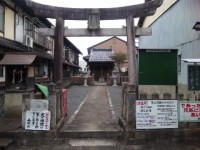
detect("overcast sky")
[32,0,144,59]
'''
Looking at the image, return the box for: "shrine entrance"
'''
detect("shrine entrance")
[25,0,163,137]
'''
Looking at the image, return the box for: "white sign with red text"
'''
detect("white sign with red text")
[179,101,200,122]
[25,111,51,131]
[136,100,178,129]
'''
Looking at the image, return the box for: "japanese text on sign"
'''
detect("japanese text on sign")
[25,111,51,131]
[136,100,178,129]
[179,101,200,122]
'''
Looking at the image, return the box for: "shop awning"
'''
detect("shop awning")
[0,53,36,65]
[35,83,48,98]
[182,59,200,63]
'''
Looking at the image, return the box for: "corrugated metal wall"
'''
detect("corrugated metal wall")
[139,0,200,85]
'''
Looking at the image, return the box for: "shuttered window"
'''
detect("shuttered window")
[0,5,4,32]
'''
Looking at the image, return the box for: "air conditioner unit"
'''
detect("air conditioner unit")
[25,35,33,48]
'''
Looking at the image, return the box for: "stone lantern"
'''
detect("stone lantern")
[83,71,88,86]
[112,69,118,86]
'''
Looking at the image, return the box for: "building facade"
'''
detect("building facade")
[0,0,82,86]
[138,0,200,99]
[87,36,128,72]
[84,36,128,81]
[0,0,82,117]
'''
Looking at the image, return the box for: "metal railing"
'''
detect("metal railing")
[25,30,53,51]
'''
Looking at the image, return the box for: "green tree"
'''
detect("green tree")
[110,52,127,74]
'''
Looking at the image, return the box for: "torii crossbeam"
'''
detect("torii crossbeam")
[25,0,163,20]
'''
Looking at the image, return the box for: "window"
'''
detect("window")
[0,54,3,77]
[178,54,181,72]
[32,25,38,40]
[0,5,4,32]
[24,19,33,37]
[0,66,3,77]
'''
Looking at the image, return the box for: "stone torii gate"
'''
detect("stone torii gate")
[25,0,163,130]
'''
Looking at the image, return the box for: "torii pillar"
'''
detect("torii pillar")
[53,17,64,83]
[125,16,137,127]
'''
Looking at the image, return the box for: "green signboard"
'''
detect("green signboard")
[188,65,200,91]
[139,49,177,85]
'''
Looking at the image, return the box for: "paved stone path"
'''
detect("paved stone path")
[61,86,122,138]
[67,85,122,121]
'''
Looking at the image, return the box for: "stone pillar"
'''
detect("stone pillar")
[22,93,30,129]
[121,82,128,119]
[125,16,137,126]
[48,82,57,129]
[126,16,137,86]
[140,93,147,100]
[53,17,64,83]
[125,85,136,126]
[163,93,171,99]
[56,81,63,122]
[152,93,159,100]
[177,94,184,100]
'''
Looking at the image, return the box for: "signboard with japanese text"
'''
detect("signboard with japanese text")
[179,101,200,122]
[136,100,178,129]
[188,65,200,91]
[25,111,51,131]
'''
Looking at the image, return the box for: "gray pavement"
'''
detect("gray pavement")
[67,85,93,118]
[67,85,122,121]
[61,85,122,139]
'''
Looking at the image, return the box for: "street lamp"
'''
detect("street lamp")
[193,22,200,31]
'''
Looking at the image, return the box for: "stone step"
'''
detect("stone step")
[0,138,14,149]
[60,130,122,138]
[68,138,117,147]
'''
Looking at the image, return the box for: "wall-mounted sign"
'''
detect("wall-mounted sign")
[30,99,48,111]
[188,65,200,91]
[179,101,200,122]
[136,100,178,129]
[25,111,50,131]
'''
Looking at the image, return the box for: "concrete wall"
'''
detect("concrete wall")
[4,91,34,118]
[138,85,176,99]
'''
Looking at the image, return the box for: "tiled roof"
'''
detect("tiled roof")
[0,37,53,60]
[89,49,113,62]
[0,37,27,52]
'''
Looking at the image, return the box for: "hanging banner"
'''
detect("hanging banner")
[179,101,200,122]
[136,100,178,129]
[25,111,51,131]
